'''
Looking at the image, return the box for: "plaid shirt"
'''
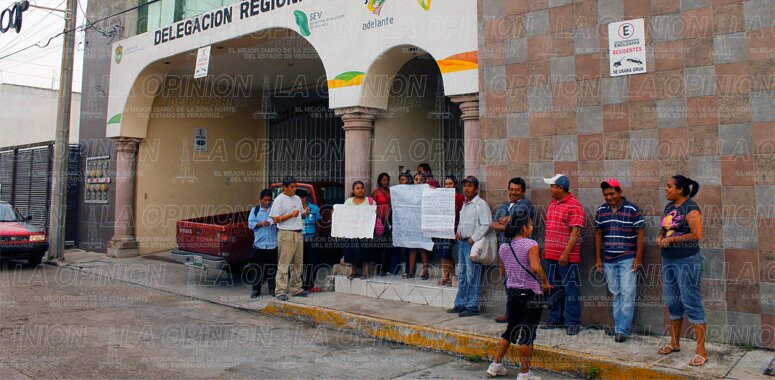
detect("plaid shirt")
[544,193,586,263]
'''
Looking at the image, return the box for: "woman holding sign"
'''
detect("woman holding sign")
[343,181,378,280]
[404,173,432,280]
[435,176,465,286]
[373,173,399,275]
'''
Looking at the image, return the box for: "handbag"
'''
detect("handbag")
[470,230,498,265]
[507,241,564,309]
[368,197,385,237]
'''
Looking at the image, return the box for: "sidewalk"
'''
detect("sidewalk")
[54,249,774,379]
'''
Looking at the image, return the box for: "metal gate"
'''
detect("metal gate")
[266,90,344,184]
[438,97,464,182]
[0,144,81,245]
[265,82,462,185]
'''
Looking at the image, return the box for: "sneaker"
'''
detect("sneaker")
[458,310,480,317]
[250,289,261,299]
[277,294,289,301]
[516,371,542,380]
[446,306,465,314]
[486,362,507,377]
[614,333,628,343]
[293,290,309,297]
[565,325,582,336]
[539,322,564,330]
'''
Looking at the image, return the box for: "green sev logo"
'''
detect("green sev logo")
[293,10,310,37]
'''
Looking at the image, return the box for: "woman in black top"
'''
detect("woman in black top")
[656,175,707,366]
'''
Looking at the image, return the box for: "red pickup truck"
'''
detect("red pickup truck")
[171,182,344,270]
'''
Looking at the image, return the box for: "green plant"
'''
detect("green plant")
[467,354,482,363]
[586,365,602,379]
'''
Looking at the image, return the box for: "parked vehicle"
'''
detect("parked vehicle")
[171,211,253,270]
[0,201,48,266]
[269,181,344,240]
[171,182,345,270]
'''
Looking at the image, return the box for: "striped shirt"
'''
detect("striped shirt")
[499,238,543,294]
[594,198,644,262]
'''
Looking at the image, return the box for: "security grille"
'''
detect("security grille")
[266,92,344,184]
[0,144,81,244]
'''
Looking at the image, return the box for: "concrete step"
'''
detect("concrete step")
[334,275,458,308]
[332,262,447,278]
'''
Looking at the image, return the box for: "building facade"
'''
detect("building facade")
[476,0,774,348]
[76,0,774,348]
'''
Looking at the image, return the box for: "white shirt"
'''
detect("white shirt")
[269,193,304,231]
[457,195,491,242]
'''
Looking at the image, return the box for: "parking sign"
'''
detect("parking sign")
[608,19,646,77]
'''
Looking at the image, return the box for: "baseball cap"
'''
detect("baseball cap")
[543,174,570,190]
[462,175,479,188]
[601,178,622,190]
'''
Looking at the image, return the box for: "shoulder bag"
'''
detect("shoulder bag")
[507,241,564,309]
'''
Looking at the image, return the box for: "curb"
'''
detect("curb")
[262,301,697,380]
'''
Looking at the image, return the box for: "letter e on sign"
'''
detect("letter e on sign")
[618,23,633,39]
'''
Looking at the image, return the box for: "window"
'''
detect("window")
[136,0,149,34]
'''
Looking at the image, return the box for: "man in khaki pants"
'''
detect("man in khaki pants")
[269,177,311,301]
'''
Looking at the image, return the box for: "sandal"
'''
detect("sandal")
[688,354,709,367]
[436,278,452,286]
[657,344,681,355]
[402,273,415,279]
[420,273,430,280]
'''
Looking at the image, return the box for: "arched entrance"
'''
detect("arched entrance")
[370,49,464,185]
[130,29,331,254]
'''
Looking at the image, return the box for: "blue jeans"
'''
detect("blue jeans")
[454,241,483,312]
[546,260,581,327]
[603,258,637,336]
[662,254,705,324]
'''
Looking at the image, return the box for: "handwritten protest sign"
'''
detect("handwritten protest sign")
[421,188,455,239]
[331,204,376,239]
[391,184,434,250]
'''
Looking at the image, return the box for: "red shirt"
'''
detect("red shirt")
[544,193,586,263]
[454,193,464,228]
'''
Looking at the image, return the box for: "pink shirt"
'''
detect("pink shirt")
[499,238,543,294]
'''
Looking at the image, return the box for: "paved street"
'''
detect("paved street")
[0,262,570,379]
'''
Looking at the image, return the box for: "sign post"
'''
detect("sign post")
[49,0,78,260]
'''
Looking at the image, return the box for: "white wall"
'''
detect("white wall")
[0,84,81,147]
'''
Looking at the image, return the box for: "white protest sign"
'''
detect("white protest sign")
[331,204,376,239]
[391,184,434,250]
[194,45,211,78]
[608,19,646,77]
[421,188,455,239]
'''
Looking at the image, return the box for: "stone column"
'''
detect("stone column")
[107,137,141,258]
[335,107,379,193]
[451,94,481,178]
